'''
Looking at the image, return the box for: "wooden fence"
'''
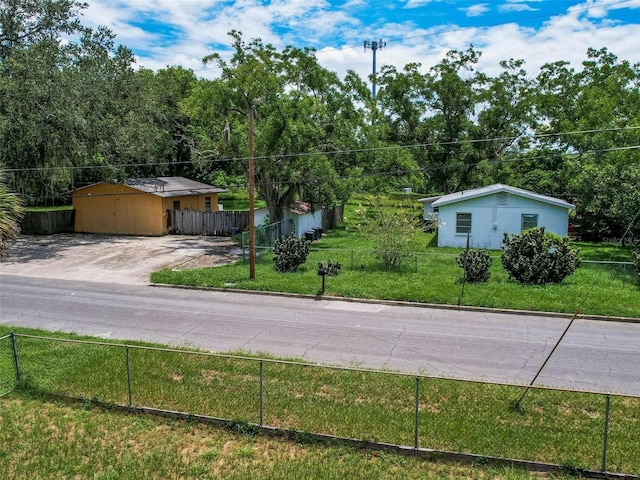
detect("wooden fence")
[167,210,249,236]
[21,210,75,235]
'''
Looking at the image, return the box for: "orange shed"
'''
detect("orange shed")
[72,177,226,235]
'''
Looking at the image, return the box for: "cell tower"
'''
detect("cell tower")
[363,39,386,99]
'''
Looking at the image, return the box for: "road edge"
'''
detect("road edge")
[149,283,640,324]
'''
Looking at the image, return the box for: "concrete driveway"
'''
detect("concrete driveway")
[0,234,241,285]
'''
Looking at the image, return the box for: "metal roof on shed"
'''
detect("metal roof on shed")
[124,177,226,197]
[73,177,226,197]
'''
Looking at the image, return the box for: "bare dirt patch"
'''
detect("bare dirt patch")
[0,234,242,285]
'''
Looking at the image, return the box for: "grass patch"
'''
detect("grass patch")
[1,393,582,480]
[2,328,639,476]
[152,203,639,318]
[218,192,266,211]
[25,205,74,212]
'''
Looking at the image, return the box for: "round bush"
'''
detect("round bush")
[501,227,580,285]
[273,234,311,273]
[456,249,492,283]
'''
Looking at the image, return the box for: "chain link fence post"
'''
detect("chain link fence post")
[414,376,420,450]
[126,346,133,408]
[242,232,247,263]
[601,393,611,473]
[10,332,21,386]
[259,360,264,426]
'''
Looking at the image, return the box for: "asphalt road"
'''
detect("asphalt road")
[1,274,639,396]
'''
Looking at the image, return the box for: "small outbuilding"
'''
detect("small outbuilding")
[73,177,226,235]
[424,184,574,250]
[254,201,323,237]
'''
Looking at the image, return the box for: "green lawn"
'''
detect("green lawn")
[2,394,583,480]
[219,198,267,211]
[152,205,639,318]
[1,328,638,477]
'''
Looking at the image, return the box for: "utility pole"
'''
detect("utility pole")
[248,106,256,280]
[363,39,386,99]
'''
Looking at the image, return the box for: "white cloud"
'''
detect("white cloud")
[462,4,490,17]
[78,0,640,87]
[569,0,640,20]
[404,0,441,9]
[500,4,538,13]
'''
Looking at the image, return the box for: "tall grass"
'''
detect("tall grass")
[5,332,639,476]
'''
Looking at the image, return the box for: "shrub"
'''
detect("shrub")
[456,249,492,283]
[501,227,580,285]
[633,251,640,277]
[273,234,311,273]
[354,201,419,271]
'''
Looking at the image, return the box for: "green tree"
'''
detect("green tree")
[533,48,640,240]
[0,0,84,61]
[470,59,535,185]
[0,2,175,203]
[566,161,640,241]
[147,66,198,177]
[377,49,534,194]
[189,31,358,223]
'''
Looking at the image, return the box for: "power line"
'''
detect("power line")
[19,143,640,202]
[5,126,640,174]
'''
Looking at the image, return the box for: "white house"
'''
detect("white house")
[427,184,574,250]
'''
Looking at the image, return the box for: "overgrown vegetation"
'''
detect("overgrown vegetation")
[273,234,311,273]
[501,228,581,285]
[354,202,419,270]
[456,249,492,283]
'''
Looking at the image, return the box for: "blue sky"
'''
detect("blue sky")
[81,0,640,81]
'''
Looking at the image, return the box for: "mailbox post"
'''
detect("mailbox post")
[317,263,327,295]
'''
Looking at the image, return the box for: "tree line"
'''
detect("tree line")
[1,0,639,242]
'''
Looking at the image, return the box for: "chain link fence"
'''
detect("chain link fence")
[242,244,636,278]
[0,334,15,397]
[2,333,639,476]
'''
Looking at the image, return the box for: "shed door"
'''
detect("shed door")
[115,195,136,235]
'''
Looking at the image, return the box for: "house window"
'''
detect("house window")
[521,214,538,231]
[497,193,508,205]
[204,197,211,212]
[173,200,180,210]
[456,213,472,234]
